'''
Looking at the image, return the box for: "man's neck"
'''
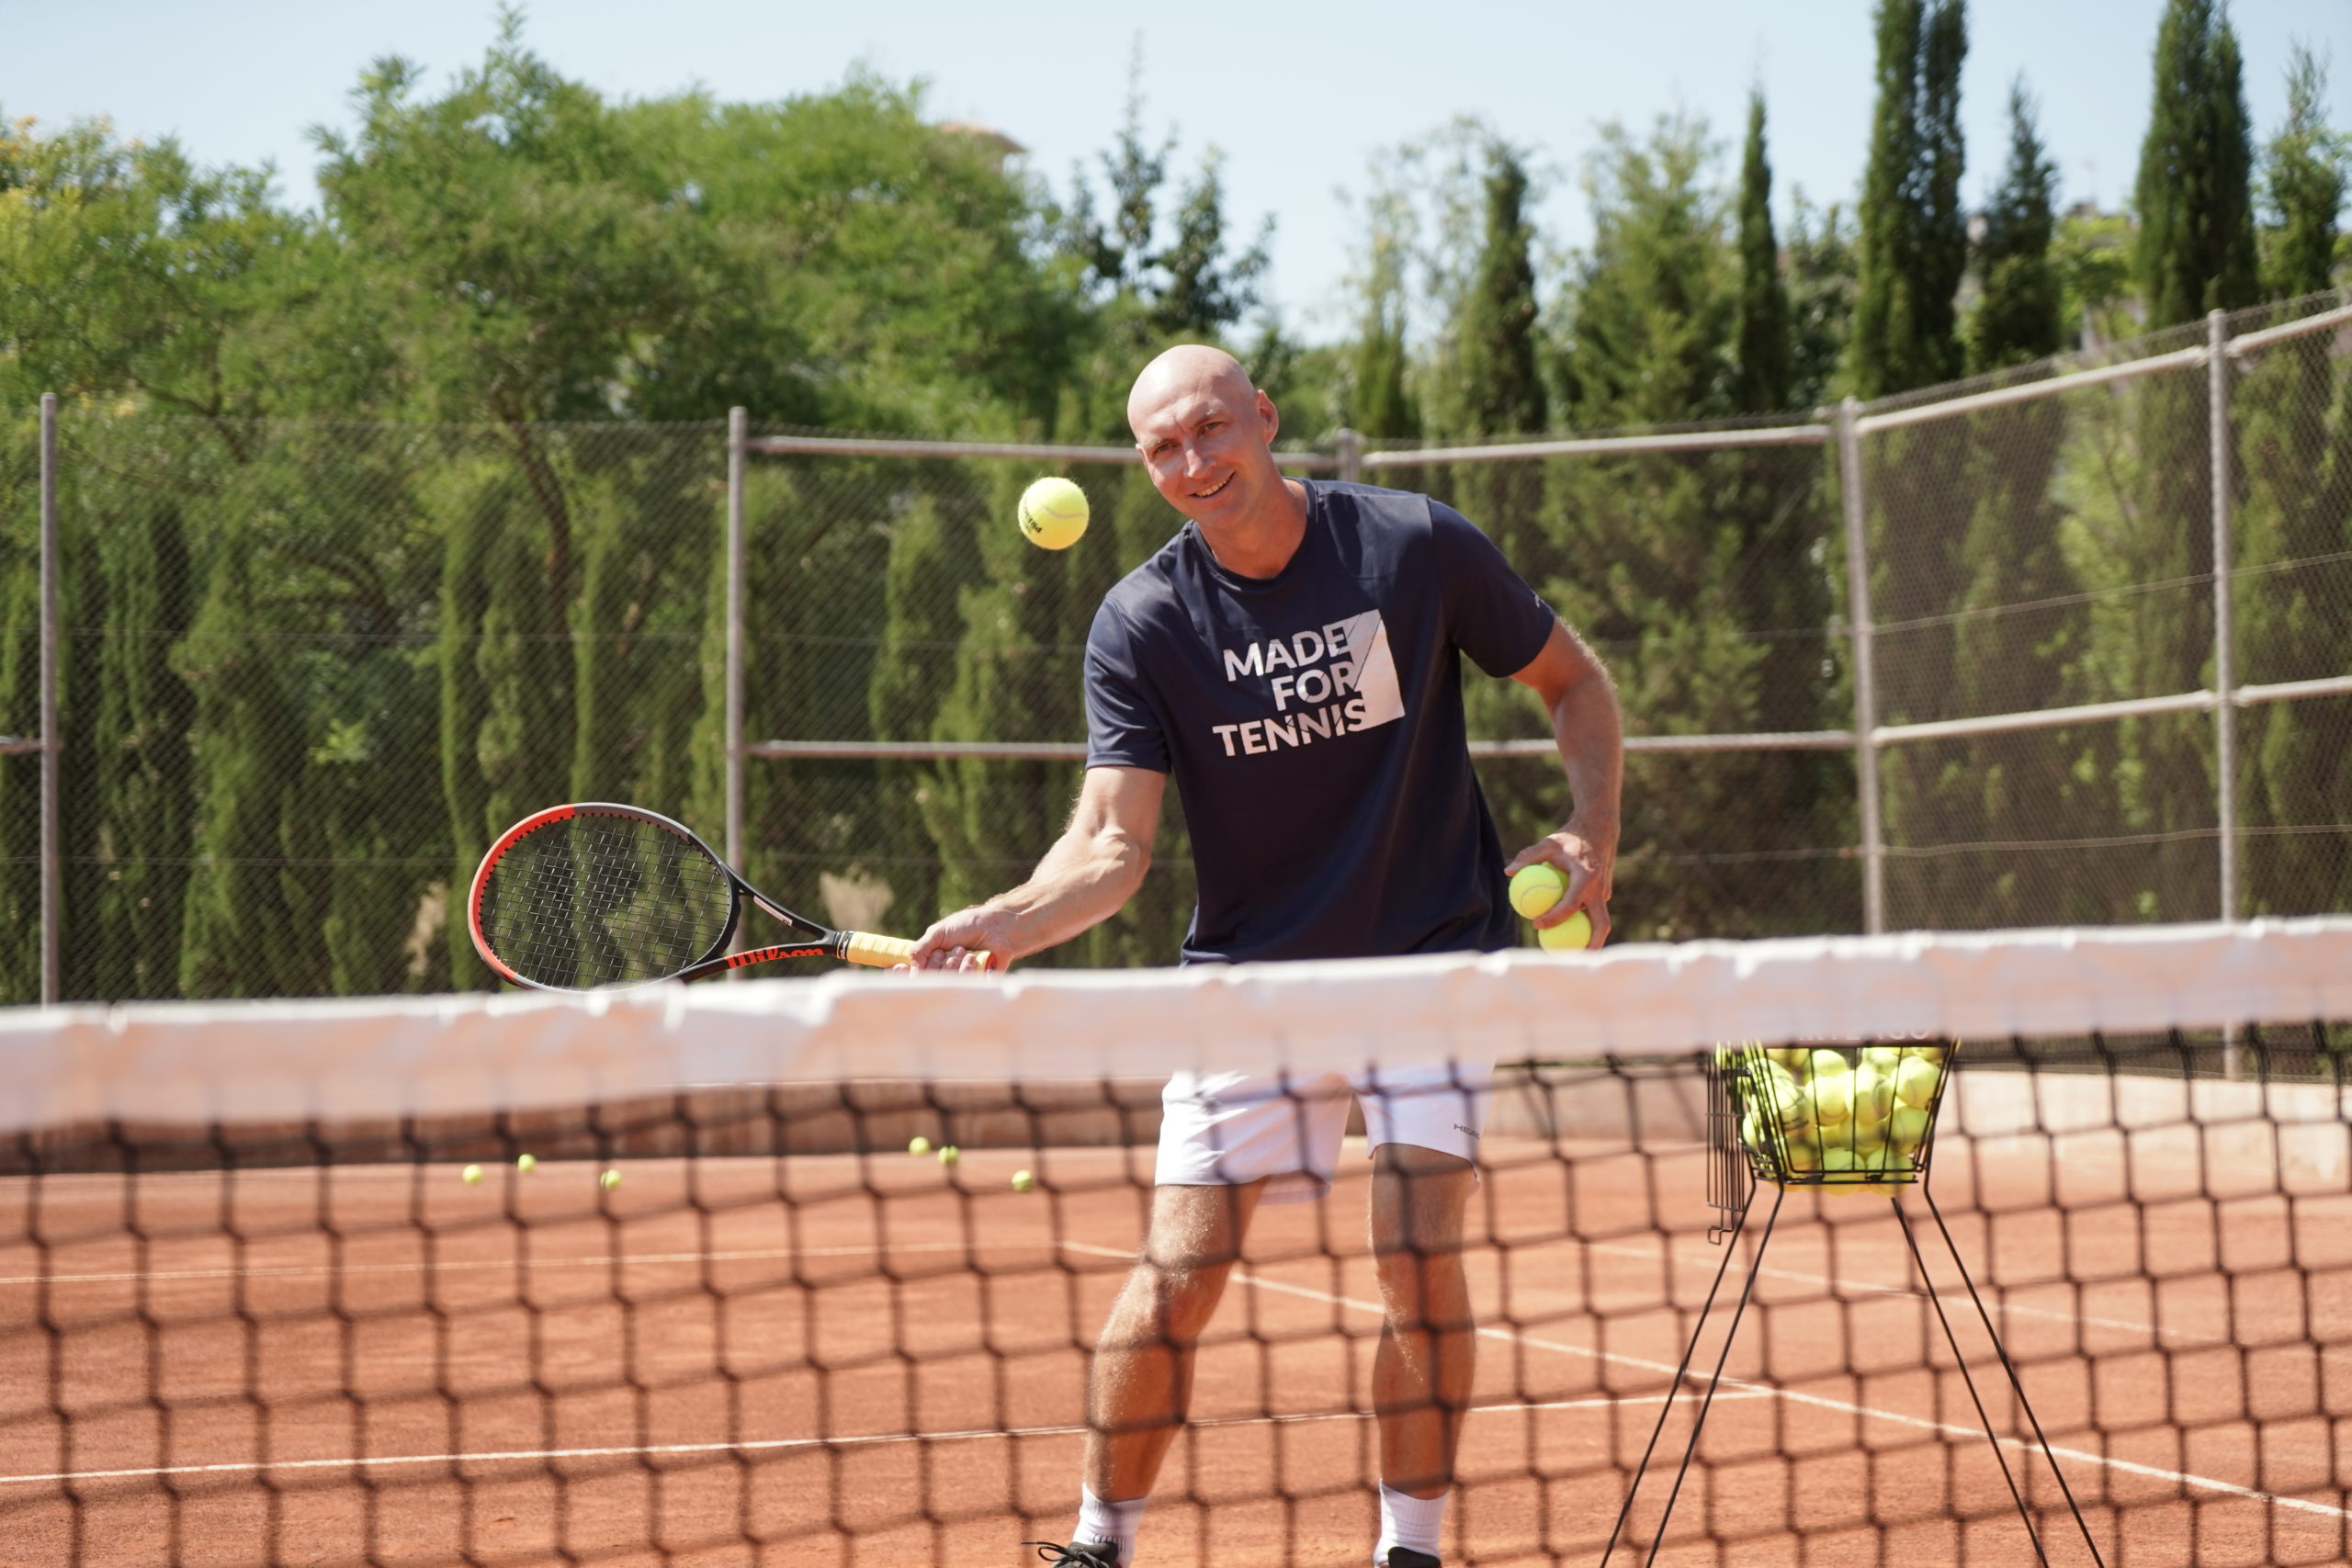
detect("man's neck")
[1196,479,1311,581]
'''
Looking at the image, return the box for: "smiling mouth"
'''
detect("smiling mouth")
[1192,474,1235,501]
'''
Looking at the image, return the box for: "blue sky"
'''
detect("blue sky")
[6,1,2345,338]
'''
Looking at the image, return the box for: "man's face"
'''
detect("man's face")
[1130,372,1282,527]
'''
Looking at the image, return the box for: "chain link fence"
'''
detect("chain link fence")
[5,293,2348,1003]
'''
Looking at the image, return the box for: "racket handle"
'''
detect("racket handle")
[839,931,916,966]
[838,931,993,970]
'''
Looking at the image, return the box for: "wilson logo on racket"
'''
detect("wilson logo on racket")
[467,802,979,990]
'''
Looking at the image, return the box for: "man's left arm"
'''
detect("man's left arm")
[1503,619,1623,948]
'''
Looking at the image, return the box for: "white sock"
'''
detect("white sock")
[1073,1486,1146,1563]
[1374,1483,1448,1564]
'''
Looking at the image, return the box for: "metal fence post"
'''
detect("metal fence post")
[726,408,748,884]
[1837,398,1884,934]
[1335,427,1363,484]
[39,393,59,1006]
[2208,309,2237,926]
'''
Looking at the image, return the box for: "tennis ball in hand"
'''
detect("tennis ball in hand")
[1509,863,1567,919]
[1535,908,1594,952]
[1018,477,1090,550]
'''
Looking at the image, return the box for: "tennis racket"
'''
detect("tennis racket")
[468,802,948,991]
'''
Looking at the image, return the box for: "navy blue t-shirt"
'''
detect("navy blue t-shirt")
[1084,480,1556,964]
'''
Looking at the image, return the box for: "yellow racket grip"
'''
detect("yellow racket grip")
[839,931,995,970]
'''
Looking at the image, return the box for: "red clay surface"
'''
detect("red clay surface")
[0,1126,2347,1567]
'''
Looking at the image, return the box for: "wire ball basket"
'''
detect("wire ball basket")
[1707,1040,1960,1211]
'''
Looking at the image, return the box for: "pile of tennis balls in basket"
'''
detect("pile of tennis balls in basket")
[1725,1042,1952,1188]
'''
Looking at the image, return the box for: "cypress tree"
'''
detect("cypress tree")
[1733,92,1793,414]
[1454,146,1547,442]
[1849,0,1969,399]
[1448,141,1552,799]
[2134,0,2258,327]
[1966,81,2064,373]
[92,487,198,999]
[2260,44,2346,301]
[2237,46,2351,916]
[1350,207,1422,442]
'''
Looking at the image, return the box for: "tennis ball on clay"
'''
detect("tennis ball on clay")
[1894,1055,1944,1110]
[516,1153,537,1174]
[1535,908,1594,952]
[908,1135,933,1156]
[1509,863,1567,919]
[937,1145,960,1166]
[461,1164,484,1186]
[1011,1168,1035,1193]
[1017,477,1090,550]
[599,1168,621,1190]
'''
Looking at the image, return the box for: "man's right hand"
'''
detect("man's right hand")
[907,906,1016,973]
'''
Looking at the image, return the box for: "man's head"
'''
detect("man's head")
[1127,344,1285,530]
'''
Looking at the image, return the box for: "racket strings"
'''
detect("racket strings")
[479,814,735,987]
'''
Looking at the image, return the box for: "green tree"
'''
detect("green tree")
[1449,141,1550,648]
[1786,193,1860,407]
[1733,92,1793,414]
[1966,81,2063,373]
[1849,0,1969,400]
[2260,44,2347,301]
[2134,0,2258,327]
[1532,116,1842,937]
[1346,183,1423,442]
[2237,47,2352,917]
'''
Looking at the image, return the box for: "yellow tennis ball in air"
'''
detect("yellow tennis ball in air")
[516,1153,537,1174]
[461,1163,484,1186]
[1011,1168,1035,1193]
[908,1135,933,1156]
[1017,477,1090,550]
[599,1168,621,1190]
[1509,863,1567,919]
[937,1145,960,1166]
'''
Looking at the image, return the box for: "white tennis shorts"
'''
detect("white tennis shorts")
[1154,1061,1492,1205]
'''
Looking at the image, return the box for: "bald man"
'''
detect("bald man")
[910,345,1623,1568]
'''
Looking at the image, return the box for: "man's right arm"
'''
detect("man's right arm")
[907,765,1167,971]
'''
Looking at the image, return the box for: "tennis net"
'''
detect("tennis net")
[2,920,2350,1567]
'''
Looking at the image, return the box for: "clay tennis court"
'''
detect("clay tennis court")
[1,1072,2346,1568]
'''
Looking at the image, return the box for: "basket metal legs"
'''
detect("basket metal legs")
[1600,1184,2107,1566]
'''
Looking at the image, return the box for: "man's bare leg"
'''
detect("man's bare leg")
[1073,1179,1265,1551]
[1368,1145,1476,1562]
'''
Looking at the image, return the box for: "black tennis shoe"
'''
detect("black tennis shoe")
[1383,1551,1442,1568]
[1023,1541,1120,1567]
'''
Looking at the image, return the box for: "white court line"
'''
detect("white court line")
[0,1389,1763,1489]
[1054,1241,2352,1525]
[0,1242,1012,1290]
[3,1233,2343,1522]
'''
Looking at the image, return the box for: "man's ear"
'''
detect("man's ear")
[1257,389,1281,443]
